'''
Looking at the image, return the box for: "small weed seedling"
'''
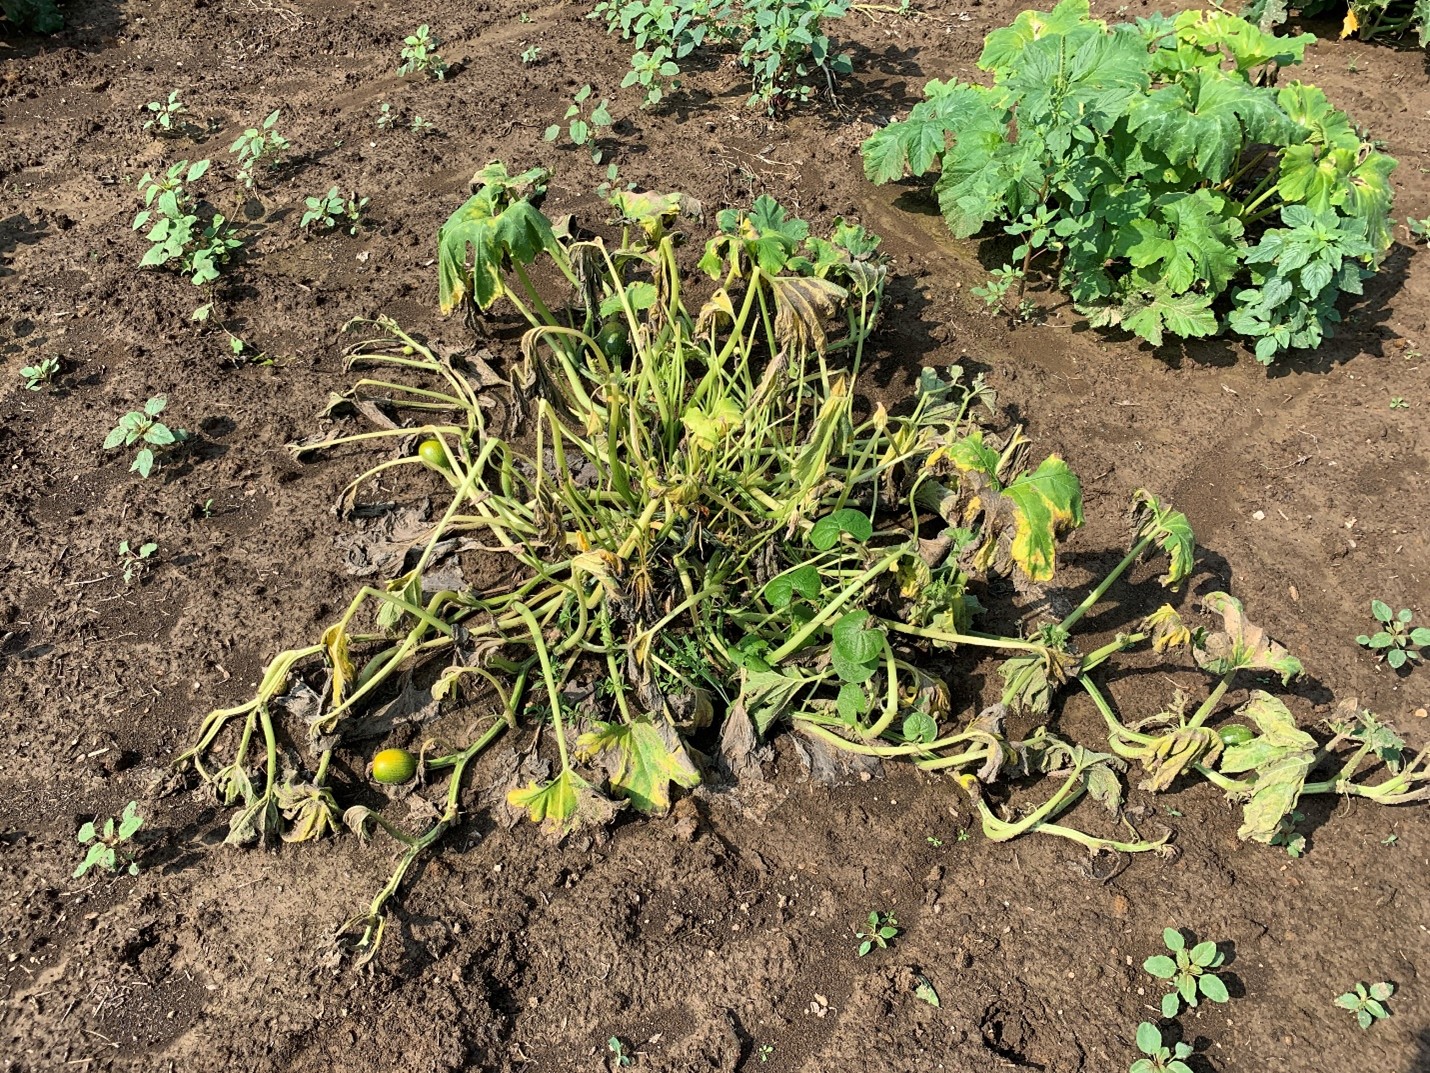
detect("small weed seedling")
[20,356,59,390]
[142,89,188,134]
[301,187,369,235]
[856,910,899,956]
[1130,1022,1194,1073]
[229,109,290,190]
[544,84,614,163]
[399,25,448,80]
[104,396,183,478]
[1357,600,1430,670]
[520,44,541,64]
[376,102,397,129]
[197,497,216,518]
[133,159,241,285]
[1271,809,1307,857]
[118,540,157,584]
[1144,928,1229,1018]
[1409,216,1430,244]
[757,1043,775,1062]
[1335,981,1393,1029]
[971,264,1024,311]
[75,801,143,878]
[410,115,436,135]
[1390,396,1408,409]
[1381,833,1398,847]
[925,835,943,847]
[606,1036,633,1068]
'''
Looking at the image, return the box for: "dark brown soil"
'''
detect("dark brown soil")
[3,1,1429,1071]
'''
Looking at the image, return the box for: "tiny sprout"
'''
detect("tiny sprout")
[20,356,60,390]
[118,540,158,584]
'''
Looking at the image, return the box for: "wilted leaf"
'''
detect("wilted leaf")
[1195,592,1303,684]
[997,647,1080,715]
[321,623,356,707]
[438,174,558,313]
[276,780,341,844]
[731,667,807,738]
[1142,604,1193,652]
[1131,489,1195,589]
[575,718,701,814]
[1237,752,1313,843]
[767,274,848,355]
[968,456,1084,582]
[1139,725,1223,792]
[913,975,941,1007]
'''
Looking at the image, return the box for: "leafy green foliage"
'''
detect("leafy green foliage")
[398,24,448,80]
[591,0,854,114]
[132,160,242,285]
[862,1,1398,362]
[1356,600,1429,670]
[103,396,185,478]
[1144,927,1230,1018]
[75,802,144,878]
[1334,980,1394,1030]
[0,0,62,32]
[1130,1021,1194,1073]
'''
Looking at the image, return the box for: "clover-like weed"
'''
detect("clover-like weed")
[1130,1022,1194,1073]
[1335,981,1393,1030]
[856,910,899,956]
[1144,928,1229,1017]
[1357,600,1429,670]
[75,801,144,877]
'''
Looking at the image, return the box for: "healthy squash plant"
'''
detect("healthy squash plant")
[175,165,1428,966]
[862,1,1397,363]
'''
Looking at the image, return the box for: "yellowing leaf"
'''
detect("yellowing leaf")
[767,275,848,355]
[1131,489,1195,589]
[506,769,618,836]
[969,456,1084,582]
[322,623,355,707]
[576,718,700,814]
[1196,592,1303,684]
[1340,8,1358,37]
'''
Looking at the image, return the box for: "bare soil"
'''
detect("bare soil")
[2,1,1429,1071]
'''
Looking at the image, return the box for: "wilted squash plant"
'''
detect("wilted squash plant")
[176,164,1429,964]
